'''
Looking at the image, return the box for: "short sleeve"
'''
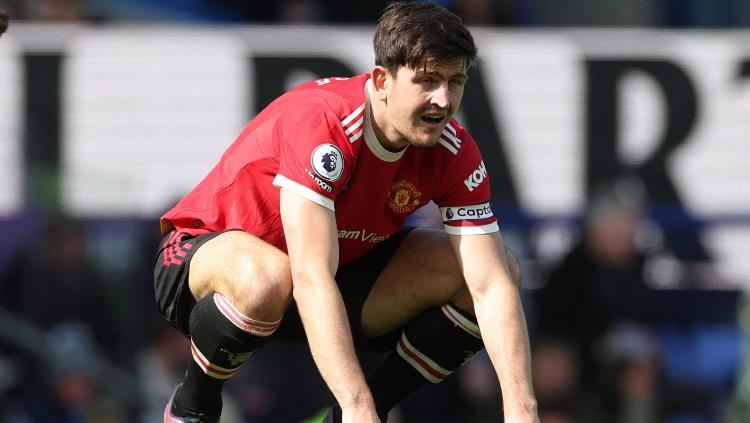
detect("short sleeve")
[434,130,499,235]
[272,106,353,211]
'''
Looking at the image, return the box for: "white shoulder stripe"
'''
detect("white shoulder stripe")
[349,129,364,143]
[344,117,364,135]
[441,130,462,149]
[445,122,457,135]
[341,103,366,126]
[273,174,335,211]
[438,138,458,155]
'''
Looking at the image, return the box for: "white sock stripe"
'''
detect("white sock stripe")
[213,293,280,336]
[213,293,281,327]
[396,340,442,384]
[441,304,482,339]
[191,341,236,373]
[400,334,452,376]
[190,341,238,380]
[396,333,451,384]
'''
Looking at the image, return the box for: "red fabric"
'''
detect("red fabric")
[161,73,496,265]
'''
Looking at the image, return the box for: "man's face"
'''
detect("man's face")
[383,60,467,148]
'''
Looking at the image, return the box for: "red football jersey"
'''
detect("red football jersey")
[161,74,498,265]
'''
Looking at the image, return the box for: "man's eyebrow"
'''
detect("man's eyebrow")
[419,70,468,79]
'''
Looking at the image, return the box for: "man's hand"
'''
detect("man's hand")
[449,232,539,422]
[0,10,9,37]
[280,187,378,419]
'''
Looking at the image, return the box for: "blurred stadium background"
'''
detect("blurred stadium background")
[0,0,749,422]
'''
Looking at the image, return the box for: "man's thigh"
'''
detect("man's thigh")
[154,230,227,335]
[188,231,289,301]
[154,229,291,335]
[360,227,468,340]
[273,228,416,347]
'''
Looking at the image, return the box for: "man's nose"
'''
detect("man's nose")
[430,84,450,109]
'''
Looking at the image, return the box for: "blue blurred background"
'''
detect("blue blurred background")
[0,1,749,422]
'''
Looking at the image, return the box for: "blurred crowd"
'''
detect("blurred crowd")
[0,0,748,26]
[0,178,744,422]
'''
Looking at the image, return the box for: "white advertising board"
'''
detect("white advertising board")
[4,26,750,285]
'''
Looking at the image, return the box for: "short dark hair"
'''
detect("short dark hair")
[374,1,478,75]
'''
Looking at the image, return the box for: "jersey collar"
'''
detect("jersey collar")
[364,78,407,163]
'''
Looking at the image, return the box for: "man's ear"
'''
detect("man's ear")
[371,66,389,100]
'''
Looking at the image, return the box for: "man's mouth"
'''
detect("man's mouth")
[420,113,445,126]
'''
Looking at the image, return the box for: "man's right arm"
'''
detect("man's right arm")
[279,188,380,423]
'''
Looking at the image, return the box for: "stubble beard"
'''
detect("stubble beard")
[403,118,445,148]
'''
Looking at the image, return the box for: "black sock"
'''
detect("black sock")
[174,293,281,418]
[368,303,485,419]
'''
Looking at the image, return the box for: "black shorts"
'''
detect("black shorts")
[153,227,414,351]
[153,229,230,334]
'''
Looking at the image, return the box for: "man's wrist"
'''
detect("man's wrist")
[504,398,538,420]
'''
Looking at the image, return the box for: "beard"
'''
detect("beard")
[403,119,446,148]
[383,105,451,149]
[407,133,441,148]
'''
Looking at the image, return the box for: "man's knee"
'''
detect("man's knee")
[229,252,292,317]
[190,232,293,319]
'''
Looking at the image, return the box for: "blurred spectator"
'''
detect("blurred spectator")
[0,217,116,355]
[3,0,746,26]
[277,0,325,23]
[727,290,750,423]
[599,323,661,423]
[534,178,662,422]
[30,0,85,21]
[136,319,190,422]
[0,322,132,422]
[209,0,328,23]
[531,337,606,423]
[455,351,503,422]
[137,319,244,422]
[0,0,91,21]
[450,0,516,25]
[0,1,18,19]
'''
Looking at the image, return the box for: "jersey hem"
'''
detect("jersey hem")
[273,174,335,211]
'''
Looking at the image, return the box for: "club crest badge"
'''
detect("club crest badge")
[388,180,421,213]
[311,144,344,182]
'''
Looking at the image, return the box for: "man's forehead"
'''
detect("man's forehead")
[405,59,468,77]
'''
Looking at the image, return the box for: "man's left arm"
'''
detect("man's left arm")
[449,231,539,422]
